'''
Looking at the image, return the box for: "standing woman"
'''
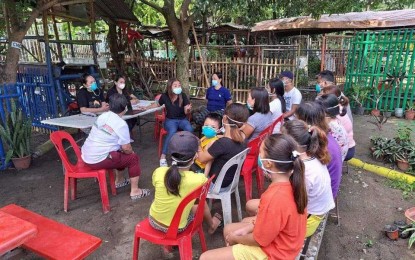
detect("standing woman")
[106,75,139,137]
[144,78,193,167]
[296,102,343,198]
[193,72,232,125]
[241,87,273,141]
[200,134,308,260]
[267,78,286,133]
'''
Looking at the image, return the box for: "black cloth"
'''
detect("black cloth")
[106,86,137,132]
[208,137,246,188]
[76,88,105,109]
[158,92,189,119]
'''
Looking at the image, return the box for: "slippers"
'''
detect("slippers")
[208,213,223,234]
[130,189,151,200]
[115,178,130,189]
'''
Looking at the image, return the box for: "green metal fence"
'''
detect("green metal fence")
[344,29,415,111]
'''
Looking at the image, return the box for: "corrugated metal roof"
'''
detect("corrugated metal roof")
[252,9,415,33]
[95,0,138,24]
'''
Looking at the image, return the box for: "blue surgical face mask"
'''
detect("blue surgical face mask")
[90,82,98,91]
[202,126,217,139]
[173,87,182,95]
[212,80,219,87]
[315,84,321,93]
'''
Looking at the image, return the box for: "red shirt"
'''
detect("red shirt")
[253,182,307,259]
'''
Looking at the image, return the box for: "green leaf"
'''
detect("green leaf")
[5,150,13,165]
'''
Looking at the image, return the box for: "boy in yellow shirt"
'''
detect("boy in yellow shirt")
[191,113,222,175]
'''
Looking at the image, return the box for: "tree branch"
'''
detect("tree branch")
[181,0,192,19]
[23,0,60,33]
[140,0,164,14]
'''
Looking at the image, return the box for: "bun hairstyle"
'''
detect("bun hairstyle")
[166,78,183,107]
[262,134,307,214]
[224,103,250,143]
[250,87,270,114]
[316,94,341,118]
[321,85,349,117]
[269,78,287,113]
[282,120,331,165]
[296,102,330,133]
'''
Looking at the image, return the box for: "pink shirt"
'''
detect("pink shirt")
[337,115,355,148]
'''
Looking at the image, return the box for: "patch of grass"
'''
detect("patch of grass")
[386,178,415,199]
[364,239,374,248]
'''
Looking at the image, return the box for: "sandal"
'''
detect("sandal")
[130,189,151,200]
[115,178,130,189]
[208,213,223,234]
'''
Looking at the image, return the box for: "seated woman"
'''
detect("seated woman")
[77,73,109,114]
[197,103,249,189]
[81,94,150,200]
[200,134,307,260]
[296,102,343,199]
[193,72,232,125]
[144,78,193,167]
[150,131,222,234]
[321,86,355,161]
[266,78,286,133]
[316,94,349,161]
[241,87,273,141]
[106,75,139,138]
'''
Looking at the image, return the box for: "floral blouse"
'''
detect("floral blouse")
[329,119,349,161]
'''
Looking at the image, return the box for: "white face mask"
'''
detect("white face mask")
[118,83,125,89]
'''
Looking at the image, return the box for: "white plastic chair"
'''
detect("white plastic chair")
[207,148,250,225]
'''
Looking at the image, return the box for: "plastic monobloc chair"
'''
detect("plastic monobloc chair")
[50,131,116,214]
[132,176,214,260]
[208,148,250,225]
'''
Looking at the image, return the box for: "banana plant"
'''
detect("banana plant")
[0,100,32,166]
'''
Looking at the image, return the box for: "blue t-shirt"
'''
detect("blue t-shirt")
[206,86,232,112]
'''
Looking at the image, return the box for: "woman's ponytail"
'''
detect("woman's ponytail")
[309,126,331,165]
[290,155,307,214]
[164,165,182,196]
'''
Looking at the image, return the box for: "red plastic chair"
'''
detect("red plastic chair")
[241,115,284,201]
[154,94,166,140]
[50,131,116,214]
[132,176,214,260]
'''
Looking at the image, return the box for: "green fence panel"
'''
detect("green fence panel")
[345,29,415,112]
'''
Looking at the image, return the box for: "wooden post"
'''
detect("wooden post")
[67,22,75,58]
[192,24,209,88]
[89,0,98,66]
[33,20,43,63]
[321,34,326,71]
[52,14,63,62]
[165,40,169,60]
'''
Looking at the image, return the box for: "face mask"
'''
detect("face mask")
[202,126,217,139]
[257,154,294,175]
[246,103,253,111]
[118,83,125,89]
[219,126,225,134]
[212,80,218,87]
[90,82,98,91]
[173,87,182,95]
[315,84,321,93]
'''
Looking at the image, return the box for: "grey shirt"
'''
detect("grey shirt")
[246,112,274,141]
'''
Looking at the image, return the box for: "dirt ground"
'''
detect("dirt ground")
[1,114,415,259]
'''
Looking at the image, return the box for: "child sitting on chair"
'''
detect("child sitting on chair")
[149,132,222,235]
[190,113,222,175]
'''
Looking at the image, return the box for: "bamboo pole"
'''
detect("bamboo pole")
[89,0,98,66]
[192,24,209,89]
[52,14,63,62]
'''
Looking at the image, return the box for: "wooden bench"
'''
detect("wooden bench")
[296,213,328,260]
[0,204,102,260]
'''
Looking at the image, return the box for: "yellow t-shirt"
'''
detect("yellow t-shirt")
[194,136,219,169]
[149,167,207,229]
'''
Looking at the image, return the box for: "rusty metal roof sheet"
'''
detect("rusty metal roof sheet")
[252,9,415,34]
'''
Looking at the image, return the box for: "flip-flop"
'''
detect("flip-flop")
[208,213,223,234]
[115,178,130,189]
[130,189,151,200]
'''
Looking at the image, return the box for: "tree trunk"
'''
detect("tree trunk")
[107,22,125,75]
[175,41,190,91]
[1,32,26,84]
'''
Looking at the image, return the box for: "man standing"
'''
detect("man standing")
[281,71,302,120]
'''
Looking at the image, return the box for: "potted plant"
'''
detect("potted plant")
[0,100,32,170]
[347,83,369,115]
[405,101,415,120]
[401,223,415,249]
[394,123,414,171]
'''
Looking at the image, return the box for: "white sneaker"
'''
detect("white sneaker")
[159,159,168,167]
